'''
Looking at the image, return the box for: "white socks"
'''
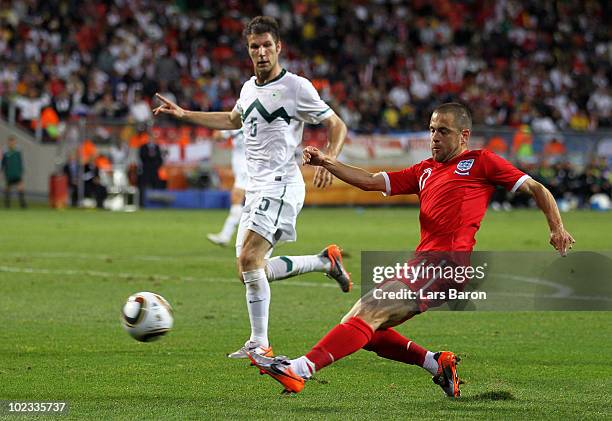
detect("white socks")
[266,255,331,281]
[423,351,439,375]
[289,356,316,379]
[219,204,243,240]
[242,268,270,348]
[241,254,333,347]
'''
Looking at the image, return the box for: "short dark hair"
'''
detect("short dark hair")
[244,16,280,43]
[433,103,472,130]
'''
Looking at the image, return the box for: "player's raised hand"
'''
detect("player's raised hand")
[153,93,185,119]
[549,228,575,256]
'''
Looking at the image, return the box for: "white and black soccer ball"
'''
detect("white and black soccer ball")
[121,292,173,342]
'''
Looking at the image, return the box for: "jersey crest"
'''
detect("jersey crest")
[455,159,475,176]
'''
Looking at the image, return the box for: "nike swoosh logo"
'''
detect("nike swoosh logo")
[269,364,301,381]
[249,299,264,303]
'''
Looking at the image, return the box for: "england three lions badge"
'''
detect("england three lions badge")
[455,159,474,176]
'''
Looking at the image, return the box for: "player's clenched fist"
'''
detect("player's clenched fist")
[303,147,333,188]
[153,93,186,119]
[303,146,327,166]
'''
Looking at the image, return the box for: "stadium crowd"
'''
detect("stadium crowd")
[490,158,612,210]
[0,0,610,209]
[0,0,610,133]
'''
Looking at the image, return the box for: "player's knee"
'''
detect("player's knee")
[238,252,257,271]
[352,302,386,330]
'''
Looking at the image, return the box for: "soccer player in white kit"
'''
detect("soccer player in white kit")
[207,129,248,247]
[154,16,351,358]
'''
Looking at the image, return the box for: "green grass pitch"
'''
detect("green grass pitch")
[1,208,611,419]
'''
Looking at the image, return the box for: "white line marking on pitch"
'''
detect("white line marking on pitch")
[1,266,607,301]
[494,274,574,298]
[3,252,228,262]
[0,265,339,289]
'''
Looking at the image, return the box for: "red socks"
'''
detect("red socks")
[363,328,427,366]
[306,317,373,370]
[304,319,428,372]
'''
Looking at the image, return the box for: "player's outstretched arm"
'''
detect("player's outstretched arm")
[153,93,241,130]
[312,114,348,188]
[517,178,575,256]
[303,146,386,192]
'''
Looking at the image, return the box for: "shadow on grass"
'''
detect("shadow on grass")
[462,390,516,401]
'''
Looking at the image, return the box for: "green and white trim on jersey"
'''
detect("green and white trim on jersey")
[241,98,292,125]
[254,68,288,87]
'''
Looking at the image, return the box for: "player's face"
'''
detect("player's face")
[247,33,281,79]
[429,112,469,162]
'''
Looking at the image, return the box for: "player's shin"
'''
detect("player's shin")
[304,316,374,371]
[243,268,270,347]
[265,255,329,281]
[363,328,439,375]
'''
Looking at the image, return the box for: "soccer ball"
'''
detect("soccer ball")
[121,292,173,342]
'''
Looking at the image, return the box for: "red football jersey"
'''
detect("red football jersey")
[383,149,529,251]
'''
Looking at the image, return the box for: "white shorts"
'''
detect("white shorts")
[232,150,247,190]
[235,183,305,258]
[233,169,248,190]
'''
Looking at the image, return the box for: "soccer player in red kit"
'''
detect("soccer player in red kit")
[247,103,575,397]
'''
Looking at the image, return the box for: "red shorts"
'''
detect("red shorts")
[384,251,473,312]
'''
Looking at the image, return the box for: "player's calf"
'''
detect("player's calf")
[264,244,352,292]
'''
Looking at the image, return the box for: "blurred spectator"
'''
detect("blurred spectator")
[531,110,560,136]
[2,136,26,208]
[569,111,591,131]
[512,125,535,163]
[490,186,512,212]
[109,139,129,168]
[543,138,566,163]
[485,136,509,158]
[129,91,152,123]
[83,156,108,209]
[587,86,611,128]
[13,87,49,129]
[79,139,98,164]
[39,106,60,142]
[52,90,72,121]
[138,137,163,206]
[92,92,126,119]
[63,151,80,208]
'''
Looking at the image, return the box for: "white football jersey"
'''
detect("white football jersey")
[233,69,334,190]
[219,129,247,176]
